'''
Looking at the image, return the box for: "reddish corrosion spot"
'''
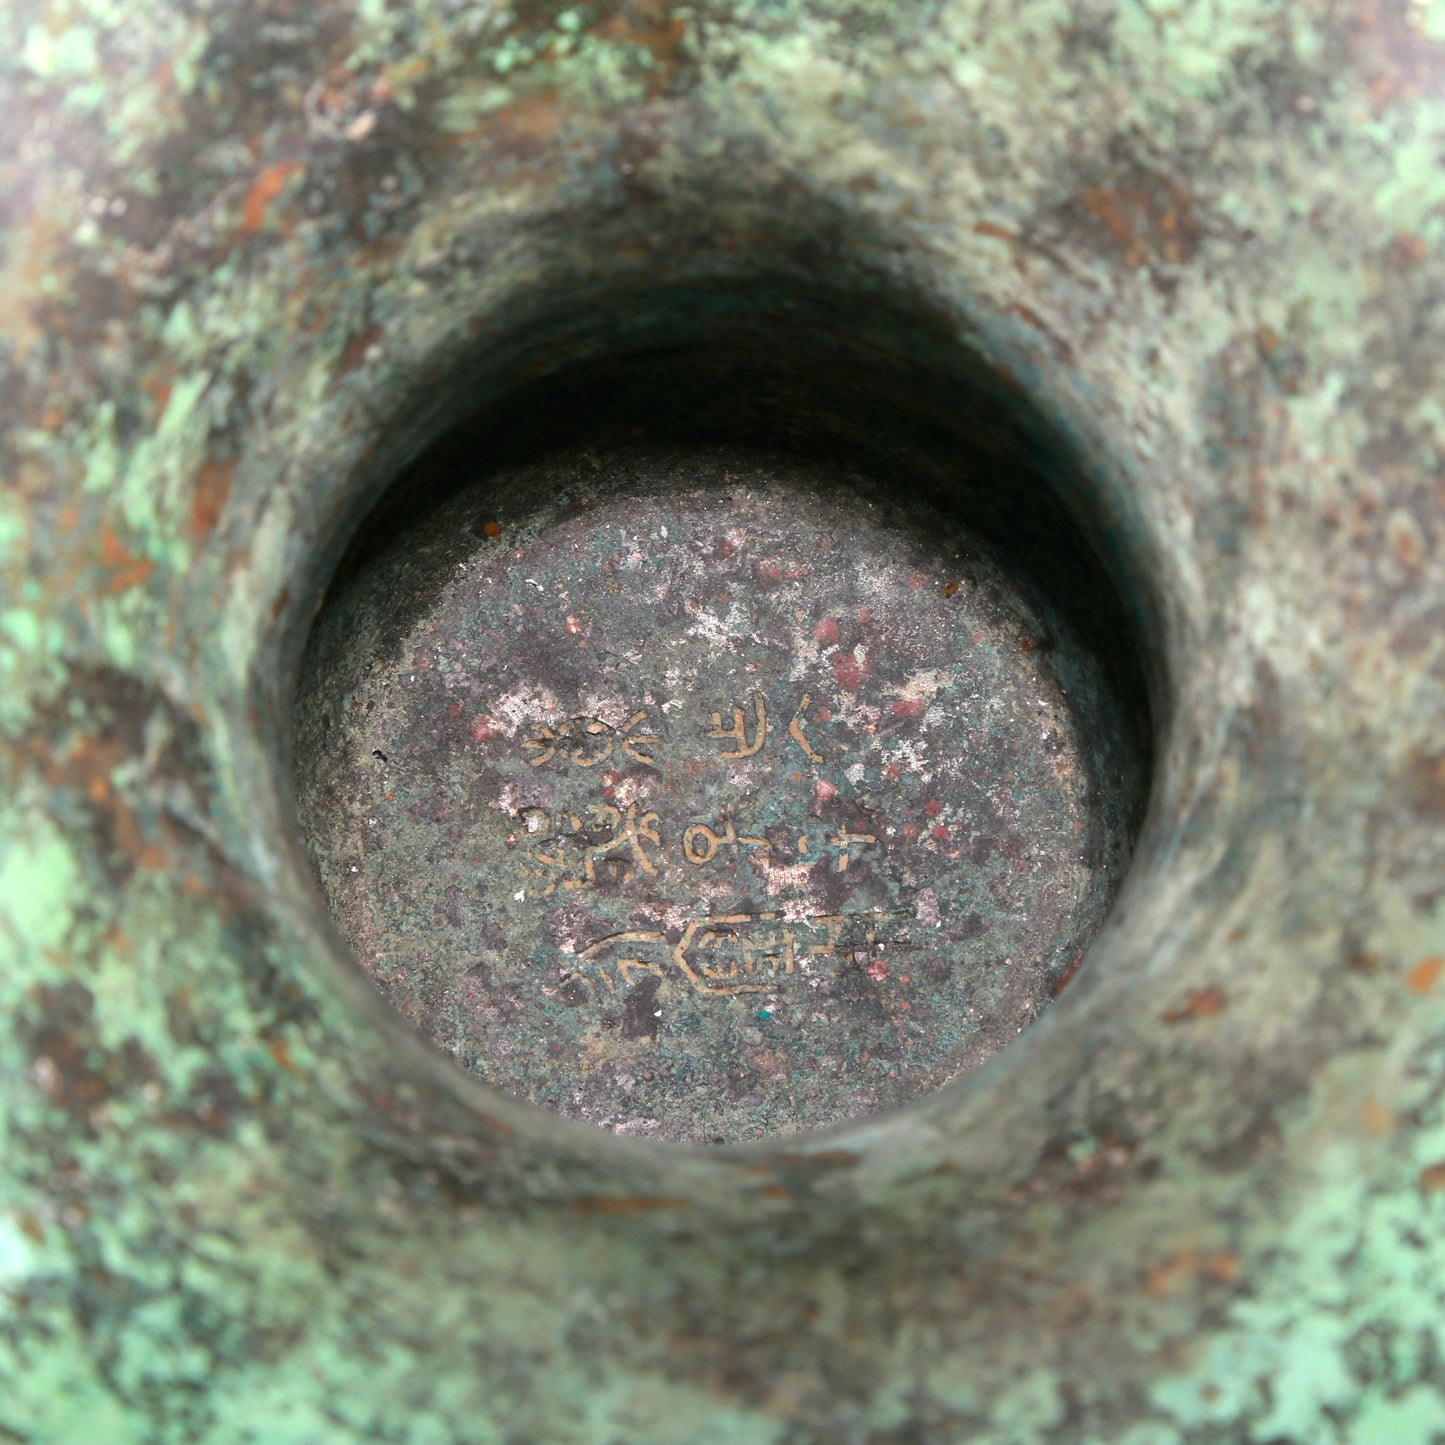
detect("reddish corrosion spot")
[831,648,870,691]
[1420,1162,1445,1190]
[891,697,926,719]
[570,1195,689,1216]
[241,159,302,234]
[599,1,688,91]
[973,220,1018,244]
[814,617,840,645]
[99,525,155,594]
[1082,186,1144,263]
[1161,985,1227,1023]
[1008,303,1046,333]
[100,526,130,567]
[190,457,236,540]
[1408,752,1445,816]
[268,1037,299,1076]
[336,323,381,377]
[1051,952,1085,997]
[748,1149,861,1174]
[943,579,960,597]
[1144,1250,1240,1298]
[1407,956,1445,994]
[482,519,502,540]
[471,715,500,743]
[1080,176,1197,269]
[1388,231,1428,270]
[1360,1098,1397,1135]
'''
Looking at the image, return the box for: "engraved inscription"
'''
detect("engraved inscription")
[521,808,878,887]
[524,710,659,768]
[682,818,770,866]
[513,691,879,897]
[707,692,769,758]
[295,472,1124,1143]
[526,802,664,894]
[567,910,916,997]
[788,691,825,763]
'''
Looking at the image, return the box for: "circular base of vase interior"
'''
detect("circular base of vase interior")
[294,428,1144,1144]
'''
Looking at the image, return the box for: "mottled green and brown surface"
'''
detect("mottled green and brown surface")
[3,1,1445,1442]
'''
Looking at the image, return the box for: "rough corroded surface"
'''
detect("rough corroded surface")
[2,1,1445,1442]
[296,447,1140,1142]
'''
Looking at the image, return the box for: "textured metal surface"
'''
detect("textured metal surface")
[2,1,1445,1442]
[296,443,1140,1142]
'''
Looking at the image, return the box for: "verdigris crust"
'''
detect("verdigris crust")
[2,1,1445,1441]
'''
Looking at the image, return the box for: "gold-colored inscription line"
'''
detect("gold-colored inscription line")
[708,694,768,758]
[789,693,824,763]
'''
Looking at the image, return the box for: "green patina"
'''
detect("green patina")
[1,0,1444,1439]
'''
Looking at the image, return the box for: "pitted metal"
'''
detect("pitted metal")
[296,447,1141,1142]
